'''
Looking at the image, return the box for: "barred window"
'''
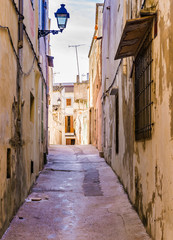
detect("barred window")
[135,30,153,141]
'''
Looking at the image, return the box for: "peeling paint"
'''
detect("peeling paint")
[101,0,173,239]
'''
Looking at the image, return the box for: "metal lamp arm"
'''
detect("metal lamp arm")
[38,29,63,38]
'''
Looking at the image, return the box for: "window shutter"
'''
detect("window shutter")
[70,116,74,133]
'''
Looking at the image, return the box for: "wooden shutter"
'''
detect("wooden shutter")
[70,116,74,133]
[66,99,71,106]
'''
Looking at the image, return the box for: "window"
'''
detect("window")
[65,116,74,133]
[7,148,11,179]
[30,92,35,123]
[66,139,75,145]
[31,160,34,174]
[66,99,71,106]
[115,93,119,154]
[135,29,153,141]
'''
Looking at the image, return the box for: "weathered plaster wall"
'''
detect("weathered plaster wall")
[0,1,18,235]
[102,0,173,239]
[74,81,89,145]
[0,0,48,237]
[89,3,103,151]
[49,88,63,145]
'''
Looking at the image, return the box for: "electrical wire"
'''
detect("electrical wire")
[11,0,24,19]
[0,25,36,76]
[102,59,123,99]
[23,26,46,85]
[8,0,46,85]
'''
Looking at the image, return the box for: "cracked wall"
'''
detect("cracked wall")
[102,0,173,239]
[0,0,48,237]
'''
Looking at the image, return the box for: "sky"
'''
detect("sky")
[49,0,103,83]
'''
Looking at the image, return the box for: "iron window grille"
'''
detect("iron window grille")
[135,29,153,141]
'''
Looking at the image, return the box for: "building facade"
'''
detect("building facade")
[0,0,49,237]
[49,80,89,146]
[49,84,63,145]
[89,3,103,152]
[101,0,173,239]
[74,80,89,145]
[49,83,75,145]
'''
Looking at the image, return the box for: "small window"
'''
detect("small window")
[115,93,119,154]
[7,148,11,179]
[30,92,35,123]
[31,160,34,174]
[66,99,71,106]
[135,29,153,141]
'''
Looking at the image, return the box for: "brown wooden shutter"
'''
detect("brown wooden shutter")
[70,116,74,133]
[66,99,71,106]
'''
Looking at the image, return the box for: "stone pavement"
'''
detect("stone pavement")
[1,145,151,240]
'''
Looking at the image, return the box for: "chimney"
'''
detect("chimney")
[76,75,79,84]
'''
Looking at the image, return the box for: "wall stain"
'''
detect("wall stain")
[155,165,163,200]
[159,2,173,137]
[122,70,134,193]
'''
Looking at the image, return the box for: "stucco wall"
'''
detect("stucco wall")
[0,0,48,237]
[102,0,173,239]
[74,82,89,145]
[89,3,103,151]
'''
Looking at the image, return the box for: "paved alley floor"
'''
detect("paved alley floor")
[1,145,151,240]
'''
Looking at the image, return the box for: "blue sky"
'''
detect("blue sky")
[49,0,103,83]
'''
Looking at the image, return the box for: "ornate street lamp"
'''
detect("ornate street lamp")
[38,4,70,38]
[57,98,61,106]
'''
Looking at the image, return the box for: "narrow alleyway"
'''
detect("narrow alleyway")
[2,145,150,240]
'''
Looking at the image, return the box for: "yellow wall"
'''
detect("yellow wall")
[0,0,47,237]
[102,0,173,239]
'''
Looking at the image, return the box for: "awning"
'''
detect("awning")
[114,16,153,60]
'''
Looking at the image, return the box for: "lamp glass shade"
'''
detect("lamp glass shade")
[55,4,70,30]
[57,98,61,106]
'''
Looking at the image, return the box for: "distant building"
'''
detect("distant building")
[49,80,89,145]
[74,80,89,145]
[49,83,75,145]
[63,84,76,145]
[49,84,64,145]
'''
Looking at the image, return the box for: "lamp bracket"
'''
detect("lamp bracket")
[38,29,63,38]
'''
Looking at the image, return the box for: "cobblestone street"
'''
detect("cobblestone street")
[1,145,151,240]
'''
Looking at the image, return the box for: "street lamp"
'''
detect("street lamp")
[38,4,70,38]
[57,98,61,106]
